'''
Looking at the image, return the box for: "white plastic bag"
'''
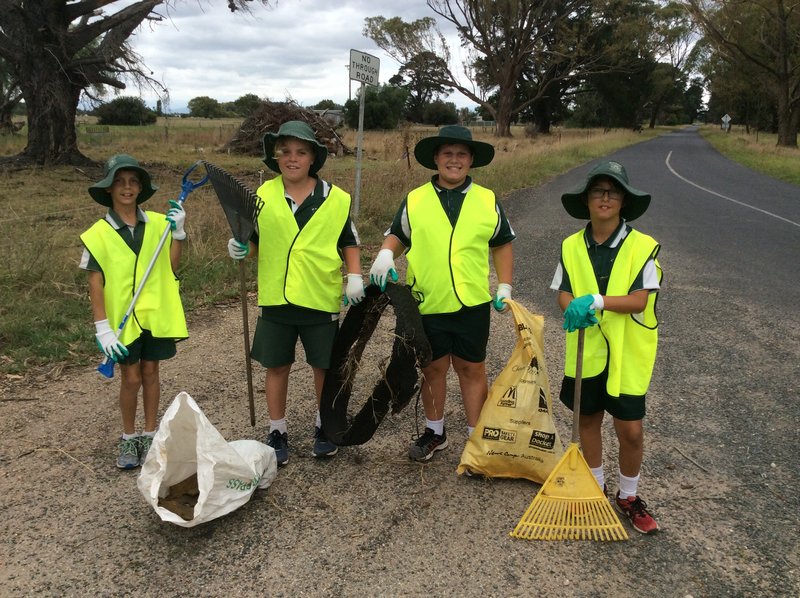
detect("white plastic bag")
[137,391,277,527]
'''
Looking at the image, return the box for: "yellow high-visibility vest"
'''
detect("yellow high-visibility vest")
[562,228,661,397]
[257,177,350,313]
[80,212,187,345]
[406,182,497,314]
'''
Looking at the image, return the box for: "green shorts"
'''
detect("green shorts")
[559,370,646,421]
[421,302,491,363]
[118,330,177,365]
[250,316,338,369]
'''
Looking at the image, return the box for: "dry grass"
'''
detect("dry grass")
[0,121,657,374]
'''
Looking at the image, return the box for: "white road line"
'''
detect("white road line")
[665,151,800,228]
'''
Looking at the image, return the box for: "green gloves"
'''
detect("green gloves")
[227,238,249,260]
[94,319,129,362]
[369,248,398,291]
[493,283,512,312]
[166,200,186,240]
[563,294,600,332]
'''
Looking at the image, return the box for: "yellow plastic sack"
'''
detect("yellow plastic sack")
[457,299,563,482]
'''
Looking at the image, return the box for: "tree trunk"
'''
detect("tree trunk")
[775,89,798,148]
[17,53,90,165]
[494,94,514,137]
[532,98,552,135]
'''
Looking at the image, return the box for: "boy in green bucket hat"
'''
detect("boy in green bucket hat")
[226,120,363,465]
[80,154,189,469]
[550,159,662,533]
[368,125,515,462]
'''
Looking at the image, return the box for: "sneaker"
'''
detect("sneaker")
[138,435,154,467]
[116,437,140,470]
[266,430,289,465]
[615,491,660,534]
[312,427,338,458]
[408,427,448,462]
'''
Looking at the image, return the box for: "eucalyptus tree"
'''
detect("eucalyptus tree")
[0,0,272,166]
[681,0,799,147]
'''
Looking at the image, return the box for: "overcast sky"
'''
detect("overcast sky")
[124,0,475,113]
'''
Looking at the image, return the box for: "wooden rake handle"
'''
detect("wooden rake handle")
[570,328,586,445]
[239,261,255,427]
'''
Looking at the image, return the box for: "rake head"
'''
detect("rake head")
[510,443,628,541]
[202,160,263,243]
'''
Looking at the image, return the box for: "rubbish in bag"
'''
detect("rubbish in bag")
[138,391,278,527]
[157,473,199,521]
[457,299,564,482]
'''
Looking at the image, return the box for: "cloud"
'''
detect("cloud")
[120,0,474,113]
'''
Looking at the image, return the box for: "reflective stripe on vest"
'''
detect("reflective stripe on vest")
[562,228,661,397]
[80,212,187,345]
[405,182,497,315]
[256,177,350,313]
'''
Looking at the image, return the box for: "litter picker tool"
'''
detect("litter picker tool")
[510,328,628,541]
[98,161,208,379]
[201,161,263,427]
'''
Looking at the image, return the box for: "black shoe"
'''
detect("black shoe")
[312,426,338,458]
[266,430,289,465]
[408,427,448,462]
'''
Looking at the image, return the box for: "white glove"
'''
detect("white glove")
[228,237,249,260]
[369,248,398,291]
[94,319,129,361]
[493,283,512,312]
[166,200,186,241]
[344,273,366,306]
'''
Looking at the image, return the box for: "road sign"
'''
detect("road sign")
[722,113,731,131]
[349,49,380,86]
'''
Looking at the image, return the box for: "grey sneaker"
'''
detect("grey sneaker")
[266,430,289,465]
[138,435,154,466]
[408,427,448,462]
[312,426,338,458]
[116,437,140,469]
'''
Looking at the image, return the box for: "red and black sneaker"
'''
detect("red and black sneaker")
[615,492,660,534]
[408,427,448,462]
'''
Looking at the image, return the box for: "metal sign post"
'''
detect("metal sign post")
[348,49,380,220]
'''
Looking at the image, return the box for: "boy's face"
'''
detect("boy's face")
[433,142,473,189]
[106,169,142,210]
[275,138,315,184]
[586,176,625,224]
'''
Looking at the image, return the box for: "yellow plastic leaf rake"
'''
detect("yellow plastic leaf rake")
[510,328,628,541]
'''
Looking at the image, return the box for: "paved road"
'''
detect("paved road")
[504,125,800,596]
[3,127,797,597]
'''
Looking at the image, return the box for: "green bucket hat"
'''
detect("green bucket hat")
[262,120,328,175]
[414,125,495,170]
[561,160,651,221]
[88,154,158,207]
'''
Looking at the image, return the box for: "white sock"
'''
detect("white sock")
[270,418,287,434]
[426,418,444,436]
[618,471,640,499]
[141,430,156,437]
[466,426,475,437]
[315,411,322,428]
[122,432,137,440]
[590,465,605,490]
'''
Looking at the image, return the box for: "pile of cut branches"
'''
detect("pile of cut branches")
[225,100,352,157]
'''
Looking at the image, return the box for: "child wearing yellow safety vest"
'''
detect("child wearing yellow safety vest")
[551,160,662,534]
[80,154,188,470]
[369,125,515,463]
[226,120,363,466]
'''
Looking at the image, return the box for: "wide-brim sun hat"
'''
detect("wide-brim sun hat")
[414,125,495,170]
[262,120,328,175]
[561,160,651,221]
[89,154,158,207]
